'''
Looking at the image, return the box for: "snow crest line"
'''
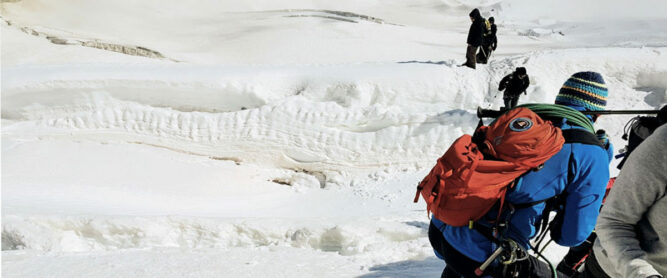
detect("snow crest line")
[250,9,401,26]
[2,95,476,171]
[3,64,486,176]
[2,18,177,62]
[2,216,427,255]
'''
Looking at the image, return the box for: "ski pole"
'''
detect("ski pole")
[477,108,660,118]
[475,246,504,276]
[582,110,659,115]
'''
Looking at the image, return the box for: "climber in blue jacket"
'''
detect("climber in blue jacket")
[429,72,613,278]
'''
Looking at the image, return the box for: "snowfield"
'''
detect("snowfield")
[2,0,666,277]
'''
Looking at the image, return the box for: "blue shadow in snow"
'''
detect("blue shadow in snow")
[356,257,444,278]
[397,60,450,65]
[404,221,429,232]
[356,221,443,277]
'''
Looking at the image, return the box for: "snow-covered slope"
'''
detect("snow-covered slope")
[2,0,666,277]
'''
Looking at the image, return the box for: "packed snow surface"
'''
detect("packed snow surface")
[2,0,666,277]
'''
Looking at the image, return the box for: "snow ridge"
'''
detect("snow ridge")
[2,18,176,61]
[3,49,666,190]
[2,215,428,257]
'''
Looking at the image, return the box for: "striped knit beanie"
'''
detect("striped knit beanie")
[555,72,608,111]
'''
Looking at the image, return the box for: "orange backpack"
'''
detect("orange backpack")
[413,107,565,226]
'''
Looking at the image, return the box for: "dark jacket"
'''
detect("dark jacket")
[485,24,497,50]
[499,72,529,98]
[467,9,485,47]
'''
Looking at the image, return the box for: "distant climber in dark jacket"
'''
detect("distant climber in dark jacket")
[464,8,485,69]
[489,17,497,50]
[498,67,529,109]
[476,16,497,64]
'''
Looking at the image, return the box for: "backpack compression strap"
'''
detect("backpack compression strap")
[561,129,605,148]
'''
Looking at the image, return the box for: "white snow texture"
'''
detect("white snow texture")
[2,0,666,277]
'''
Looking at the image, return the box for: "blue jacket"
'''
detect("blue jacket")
[432,120,611,263]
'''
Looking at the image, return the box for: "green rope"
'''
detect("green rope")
[518,104,595,133]
[536,248,558,278]
[491,103,596,133]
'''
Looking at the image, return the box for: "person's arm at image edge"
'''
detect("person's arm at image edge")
[596,126,667,278]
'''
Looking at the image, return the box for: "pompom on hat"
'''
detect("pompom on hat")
[555,72,608,111]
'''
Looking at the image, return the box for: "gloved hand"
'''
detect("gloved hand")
[596,129,610,148]
[556,261,576,277]
[647,275,662,278]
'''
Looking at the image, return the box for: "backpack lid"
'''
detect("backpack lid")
[481,107,565,168]
[491,104,595,134]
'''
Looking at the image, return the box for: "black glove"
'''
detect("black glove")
[647,276,662,278]
[556,260,577,277]
[596,129,610,148]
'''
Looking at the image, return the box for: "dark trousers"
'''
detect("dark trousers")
[428,222,566,278]
[429,222,491,277]
[557,233,597,276]
[476,45,493,64]
[465,45,479,69]
[579,251,611,278]
[503,97,519,110]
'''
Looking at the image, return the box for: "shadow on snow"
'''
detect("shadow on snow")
[357,257,444,278]
[356,221,441,277]
[397,60,452,66]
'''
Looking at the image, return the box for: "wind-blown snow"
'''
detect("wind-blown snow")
[2,0,666,277]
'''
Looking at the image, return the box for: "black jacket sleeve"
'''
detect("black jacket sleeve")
[467,19,485,46]
[520,77,530,92]
[491,25,498,50]
[498,75,510,91]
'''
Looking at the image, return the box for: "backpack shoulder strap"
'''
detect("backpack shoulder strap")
[561,129,604,148]
[528,129,604,247]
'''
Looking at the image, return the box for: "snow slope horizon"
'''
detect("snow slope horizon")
[3,0,667,65]
[3,0,667,277]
